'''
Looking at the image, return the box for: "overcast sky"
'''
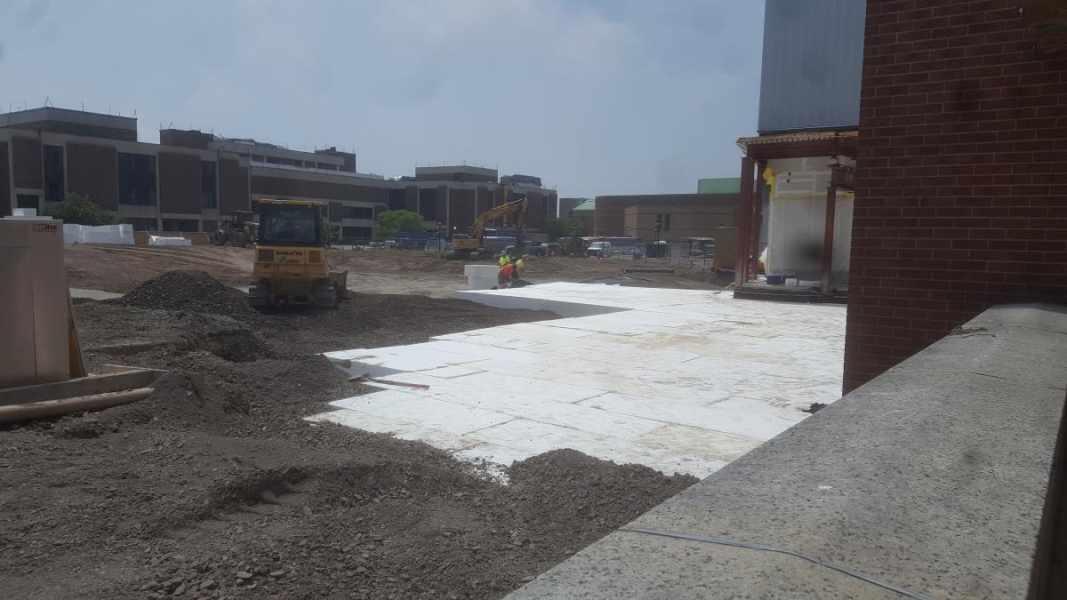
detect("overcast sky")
[0,0,764,197]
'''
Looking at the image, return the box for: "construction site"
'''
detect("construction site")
[3,234,782,599]
[4,0,1067,598]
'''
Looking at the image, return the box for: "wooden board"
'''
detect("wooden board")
[0,369,163,407]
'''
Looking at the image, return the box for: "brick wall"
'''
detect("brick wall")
[0,142,10,215]
[219,158,249,214]
[158,152,202,214]
[595,194,740,238]
[67,143,119,210]
[845,0,1067,391]
[11,136,43,189]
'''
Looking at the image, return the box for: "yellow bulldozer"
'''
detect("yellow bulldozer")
[451,197,528,259]
[248,199,348,309]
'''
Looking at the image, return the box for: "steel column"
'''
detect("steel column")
[736,156,755,286]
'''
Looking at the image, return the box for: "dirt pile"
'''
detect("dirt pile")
[2,265,700,599]
[510,449,699,541]
[117,270,258,322]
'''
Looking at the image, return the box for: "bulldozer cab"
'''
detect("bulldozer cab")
[228,210,256,226]
[257,202,326,247]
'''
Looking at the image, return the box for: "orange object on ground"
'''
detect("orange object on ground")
[498,263,514,285]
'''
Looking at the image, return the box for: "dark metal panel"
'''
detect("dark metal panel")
[757,0,866,134]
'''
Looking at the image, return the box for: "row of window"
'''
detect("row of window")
[252,155,339,171]
[342,206,374,220]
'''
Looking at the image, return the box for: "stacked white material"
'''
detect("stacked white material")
[312,283,846,478]
[11,208,41,218]
[62,224,83,245]
[148,235,191,247]
[75,224,134,245]
[464,264,499,290]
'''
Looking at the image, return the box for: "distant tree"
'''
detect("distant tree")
[47,193,122,226]
[323,220,340,247]
[542,215,586,240]
[568,216,588,236]
[374,210,425,241]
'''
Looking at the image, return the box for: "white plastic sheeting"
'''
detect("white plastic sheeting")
[311,283,846,478]
[148,235,192,247]
[63,224,134,246]
[464,265,499,290]
[765,157,853,281]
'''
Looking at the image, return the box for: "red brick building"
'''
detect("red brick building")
[844,0,1067,391]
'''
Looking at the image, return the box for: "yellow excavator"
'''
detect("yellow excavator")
[248,199,348,309]
[451,197,528,259]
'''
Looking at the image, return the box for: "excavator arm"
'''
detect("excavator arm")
[470,198,528,242]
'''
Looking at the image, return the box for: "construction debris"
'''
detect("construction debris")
[0,268,700,599]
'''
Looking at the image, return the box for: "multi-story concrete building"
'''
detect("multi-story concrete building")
[391,165,558,236]
[0,107,556,242]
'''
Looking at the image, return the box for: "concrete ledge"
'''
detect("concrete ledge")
[509,304,1067,599]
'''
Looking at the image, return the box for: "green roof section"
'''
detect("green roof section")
[571,199,596,212]
[697,177,742,194]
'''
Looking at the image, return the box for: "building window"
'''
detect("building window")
[343,205,374,219]
[44,145,65,203]
[161,218,199,232]
[118,153,157,206]
[126,217,158,231]
[418,188,437,220]
[656,213,671,232]
[201,161,217,209]
[342,226,373,242]
[16,194,40,210]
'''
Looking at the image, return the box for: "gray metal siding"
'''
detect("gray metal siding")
[757,0,866,134]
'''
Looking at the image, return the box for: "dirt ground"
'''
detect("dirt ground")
[1,268,698,599]
[64,245,733,298]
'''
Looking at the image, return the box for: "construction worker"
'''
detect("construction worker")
[512,254,528,284]
[498,261,515,288]
[498,253,511,267]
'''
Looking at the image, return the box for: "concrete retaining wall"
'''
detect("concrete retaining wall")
[509,304,1067,599]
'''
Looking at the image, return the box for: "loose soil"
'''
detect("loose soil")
[1,270,697,599]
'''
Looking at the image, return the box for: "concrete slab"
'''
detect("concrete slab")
[508,304,1067,599]
[70,288,122,301]
[311,283,846,478]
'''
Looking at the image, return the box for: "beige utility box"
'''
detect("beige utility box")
[0,219,69,388]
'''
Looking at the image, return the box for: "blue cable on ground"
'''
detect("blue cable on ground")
[618,526,936,600]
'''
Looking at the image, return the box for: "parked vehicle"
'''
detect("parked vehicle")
[586,241,612,258]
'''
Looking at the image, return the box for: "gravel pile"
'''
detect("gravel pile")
[1,274,697,600]
[117,270,258,322]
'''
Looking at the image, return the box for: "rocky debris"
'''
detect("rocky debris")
[116,270,259,323]
[0,273,692,600]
